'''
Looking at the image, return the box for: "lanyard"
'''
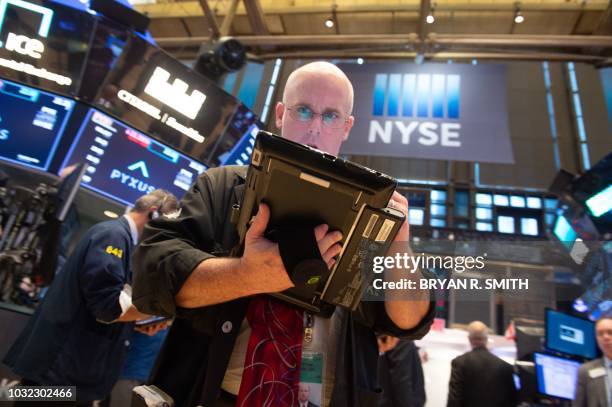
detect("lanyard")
[304,312,314,343]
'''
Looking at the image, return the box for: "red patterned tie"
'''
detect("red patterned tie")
[236,296,304,407]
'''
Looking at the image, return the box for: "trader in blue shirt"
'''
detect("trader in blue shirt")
[3,189,179,405]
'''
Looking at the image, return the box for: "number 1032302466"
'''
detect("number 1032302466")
[3,386,76,401]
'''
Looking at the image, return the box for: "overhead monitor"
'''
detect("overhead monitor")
[0,0,94,95]
[0,78,74,170]
[585,185,612,218]
[94,33,239,165]
[545,308,598,359]
[60,108,207,206]
[553,215,578,250]
[213,105,259,166]
[534,352,580,400]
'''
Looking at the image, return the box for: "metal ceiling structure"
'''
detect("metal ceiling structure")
[134,0,612,64]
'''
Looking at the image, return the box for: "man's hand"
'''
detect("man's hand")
[135,319,171,336]
[388,191,409,242]
[240,204,343,294]
[176,204,344,308]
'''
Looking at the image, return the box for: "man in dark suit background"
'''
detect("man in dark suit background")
[573,316,612,407]
[447,321,518,407]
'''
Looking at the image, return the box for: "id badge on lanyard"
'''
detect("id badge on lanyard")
[300,313,325,406]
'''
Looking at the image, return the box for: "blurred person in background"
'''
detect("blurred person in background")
[3,189,178,406]
[573,316,612,407]
[447,321,518,407]
[377,336,426,407]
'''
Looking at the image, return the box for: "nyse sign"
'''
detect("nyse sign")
[338,63,514,164]
[117,67,207,143]
[368,73,461,148]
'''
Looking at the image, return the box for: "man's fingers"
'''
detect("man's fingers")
[314,224,329,241]
[317,231,342,255]
[247,204,270,239]
[389,191,408,212]
[322,243,342,264]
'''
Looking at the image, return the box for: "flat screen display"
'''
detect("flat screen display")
[553,215,577,250]
[585,185,612,218]
[212,104,259,166]
[534,352,580,400]
[60,108,207,206]
[545,309,598,359]
[0,78,74,170]
[0,0,94,95]
[94,33,239,165]
[78,16,130,102]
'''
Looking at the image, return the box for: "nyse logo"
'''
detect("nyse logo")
[144,67,206,120]
[0,0,54,58]
[369,73,462,148]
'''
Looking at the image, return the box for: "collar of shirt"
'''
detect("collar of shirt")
[123,214,138,245]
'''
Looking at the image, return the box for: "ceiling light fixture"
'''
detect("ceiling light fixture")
[514,3,524,23]
[325,4,338,29]
[426,3,436,24]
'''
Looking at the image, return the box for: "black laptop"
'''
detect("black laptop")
[235,131,404,313]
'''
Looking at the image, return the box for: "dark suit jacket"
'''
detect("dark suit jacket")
[378,339,426,407]
[447,347,518,407]
[573,358,609,407]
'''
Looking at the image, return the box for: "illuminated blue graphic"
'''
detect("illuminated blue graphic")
[373,73,461,119]
[0,0,54,38]
[128,160,150,178]
[553,215,578,250]
[585,185,612,217]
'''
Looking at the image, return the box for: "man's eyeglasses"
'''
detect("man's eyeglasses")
[286,105,348,129]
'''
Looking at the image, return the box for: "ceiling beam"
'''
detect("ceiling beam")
[197,0,220,38]
[253,50,606,63]
[417,0,431,42]
[155,34,612,49]
[135,1,608,19]
[242,0,269,35]
[220,0,240,37]
[593,0,612,35]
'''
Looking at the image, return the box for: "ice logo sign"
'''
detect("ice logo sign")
[144,67,206,120]
[0,0,54,59]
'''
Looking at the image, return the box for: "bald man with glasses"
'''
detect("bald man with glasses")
[132,61,435,407]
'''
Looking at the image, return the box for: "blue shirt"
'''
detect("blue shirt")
[121,329,169,382]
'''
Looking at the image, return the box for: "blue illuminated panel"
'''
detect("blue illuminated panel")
[372,74,387,116]
[534,353,580,400]
[553,216,577,250]
[0,78,74,170]
[60,108,206,206]
[585,185,612,217]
